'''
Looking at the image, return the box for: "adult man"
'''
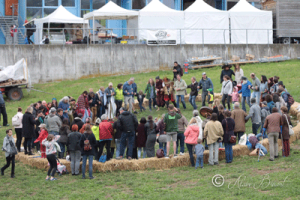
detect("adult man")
[131,78,138,114]
[245,98,261,135]
[187,77,198,110]
[105,83,115,103]
[0,91,9,127]
[173,61,181,81]
[231,102,247,142]
[57,108,64,122]
[123,78,134,113]
[198,72,214,107]
[238,76,252,112]
[117,107,138,160]
[220,64,235,83]
[164,105,181,158]
[278,88,292,112]
[45,107,62,136]
[263,107,283,161]
[32,103,40,118]
[250,73,261,105]
[174,74,187,109]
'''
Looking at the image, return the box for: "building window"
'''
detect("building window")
[26,8,42,21]
[81,0,90,9]
[112,0,122,7]
[44,8,56,16]
[163,0,175,9]
[27,0,42,7]
[93,0,106,9]
[132,0,146,10]
[62,0,75,7]
[45,0,59,7]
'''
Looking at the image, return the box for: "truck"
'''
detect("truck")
[262,0,300,44]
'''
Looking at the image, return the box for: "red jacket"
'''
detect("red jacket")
[184,124,199,145]
[99,120,113,140]
[34,129,49,143]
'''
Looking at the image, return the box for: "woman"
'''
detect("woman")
[46,103,52,115]
[221,75,233,110]
[234,64,244,84]
[145,78,157,111]
[96,114,113,162]
[267,77,274,94]
[22,107,36,155]
[265,94,275,113]
[260,75,268,102]
[281,106,291,157]
[155,76,165,111]
[145,116,157,158]
[34,124,48,158]
[58,96,70,120]
[136,117,147,159]
[222,111,235,163]
[88,92,97,124]
[51,98,58,109]
[58,119,70,158]
[204,113,224,166]
[13,107,23,152]
[184,118,199,167]
[212,99,221,119]
[273,94,282,115]
[80,125,96,179]
[115,84,123,116]
[177,109,188,155]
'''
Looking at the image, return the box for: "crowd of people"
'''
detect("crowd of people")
[1,62,295,180]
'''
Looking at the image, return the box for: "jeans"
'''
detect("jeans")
[15,128,22,152]
[208,142,219,165]
[69,150,81,175]
[159,142,167,156]
[0,105,8,126]
[251,91,261,106]
[234,132,244,143]
[58,142,66,158]
[115,139,121,158]
[186,143,195,166]
[138,147,146,159]
[201,91,208,107]
[115,100,123,116]
[255,143,268,156]
[96,140,111,161]
[176,95,186,109]
[176,132,185,154]
[124,96,133,113]
[241,96,251,112]
[222,94,231,110]
[49,131,59,136]
[224,143,233,163]
[252,123,261,135]
[97,105,104,118]
[1,155,15,176]
[195,155,203,169]
[268,132,279,160]
[189,95,197,110]
[23,138,32,153]
[46,154,57,177]
[138,102,146,112]
[82,155,93,178]
[82,109,89,123]
[120,132,135,158]
[148,98,157,110]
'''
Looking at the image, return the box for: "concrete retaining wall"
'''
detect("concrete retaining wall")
[0,44,299,84]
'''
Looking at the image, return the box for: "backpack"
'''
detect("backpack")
[83,134,92,151]
[12,114,20,127]
[287,94,295,105]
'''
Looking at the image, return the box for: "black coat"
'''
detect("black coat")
[71,118,84,131]
[173,65,181,79]
[222,118,235,143]
[220,69,235,83]
[113,120,122,139]
[22,112,36,138]
[117,111,138,133]
[67,131,82,151]
[144,121,157,136]
[58,125,71,144]
[80,132,97,156]
[187,81,198,96]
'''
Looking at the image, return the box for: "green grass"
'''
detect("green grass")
[0,60,300,199]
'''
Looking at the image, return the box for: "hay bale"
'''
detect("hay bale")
[290,102,300,117]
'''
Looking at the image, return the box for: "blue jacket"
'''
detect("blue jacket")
[267,101,275,113]
[281,91,290,105]
[132,83,137,97]
[0,91,4,105]
[238,80,252,97]
[123,81,133,97]
[198,77,213,92]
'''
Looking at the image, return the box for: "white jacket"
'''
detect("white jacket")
[235,69,244,84]
[221,80,233,95]
[14,112,23,129]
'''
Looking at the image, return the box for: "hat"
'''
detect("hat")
[241,76,247,80]
[39,123,46,128]
[155,76,160,80]
[222,64,232,69]
[262,101,267,106]
[50,107,56,113]
[202,72,206,75]
[52,98,57,101]
[119,107,125,112]
[95,118,101,124]
[207,88,213,92]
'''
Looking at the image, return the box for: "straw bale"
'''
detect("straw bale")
[290,102,300,117]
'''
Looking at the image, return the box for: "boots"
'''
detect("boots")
[24,150,28,155]
[28,151,35,155]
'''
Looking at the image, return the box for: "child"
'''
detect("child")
[34,124,49,158]
[207,88,214,108]
[231,86,240,109]
[195,139,205,169]
[42,134,60,181]
[137,90,146,112]
[1,129,17,178]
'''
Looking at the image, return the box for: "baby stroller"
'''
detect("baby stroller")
[56,158,69,176]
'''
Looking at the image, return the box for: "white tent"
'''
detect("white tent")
[33,6,88,44]
[135,0,184,43]
[184,0,229,44]
[229,0,273,44]
[83,1,138,20]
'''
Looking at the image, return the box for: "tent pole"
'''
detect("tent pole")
[48,21,50,39]
[93,16,95,44]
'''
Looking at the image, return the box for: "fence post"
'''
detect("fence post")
[63,28,65,48]
[246,29,248,54]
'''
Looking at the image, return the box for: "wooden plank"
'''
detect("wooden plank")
[229,61,259,65]
[192,64,223,69]
[191,57,222,63]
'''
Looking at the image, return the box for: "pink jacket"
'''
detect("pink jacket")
[184,124,199,145]
[231,86,239,102]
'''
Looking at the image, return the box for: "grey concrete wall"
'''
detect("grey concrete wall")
[0,44,299,84]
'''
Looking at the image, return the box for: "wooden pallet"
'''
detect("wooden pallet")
[192,63,223,69]
[229,60,259,65]
[191,57,222,63]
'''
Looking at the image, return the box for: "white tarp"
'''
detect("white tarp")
[147,30,177,45]
[184,0,229,44]
[136,0,184,44]
[33,6,89,44]
[0,59,29,84]
[229,0,273,44]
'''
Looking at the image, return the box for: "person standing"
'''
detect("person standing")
[22,107,36,155]
[220,65,235,84]
[77,91,88,118]
[10,25,17,44]
[136,117,147,159]
[156,114,167,156]
[1,129,17,178]
[280,106,291,157]
[123,79,134,113]
[195,139,205,169]
[96,114,113,162]
[131,78,138,114]
[13,107,23,152]
[0,91,9,127]
[231,102,247,143]
[67,124,82,176]
[221,75,233,110]
[263,108,283,161]
[245,98,261,135]
[75,26,83,41]
[234,64,244,84]
[115,84,123,117]
[177,109,188,155]
[45,107,62,136]
[105,83,116,118]
[184,118,199,167]
[173,61,181,81]
[239,76,252,112]
[187,77,198,110]
[260,75,268,102]
[144,78,157,111]
[58,119,70,158]
[222,111,235,163]
[198,72,214,107]
[88,90,97,124]
[174,74,187,109]
[250,73,261,105]
[155,76,165,111]
[145,116,157,158]
[58,96,70,120]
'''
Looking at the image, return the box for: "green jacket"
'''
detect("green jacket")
[164,112,182,132]
[115,88,123,101]
[174,79,187,96]
[144,84,156,99]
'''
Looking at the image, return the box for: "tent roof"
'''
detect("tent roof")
[229,0,265,12]
[84,1,138,20]
[34,5,88,24]
[140,0,183,15]
[185,0,223,12]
